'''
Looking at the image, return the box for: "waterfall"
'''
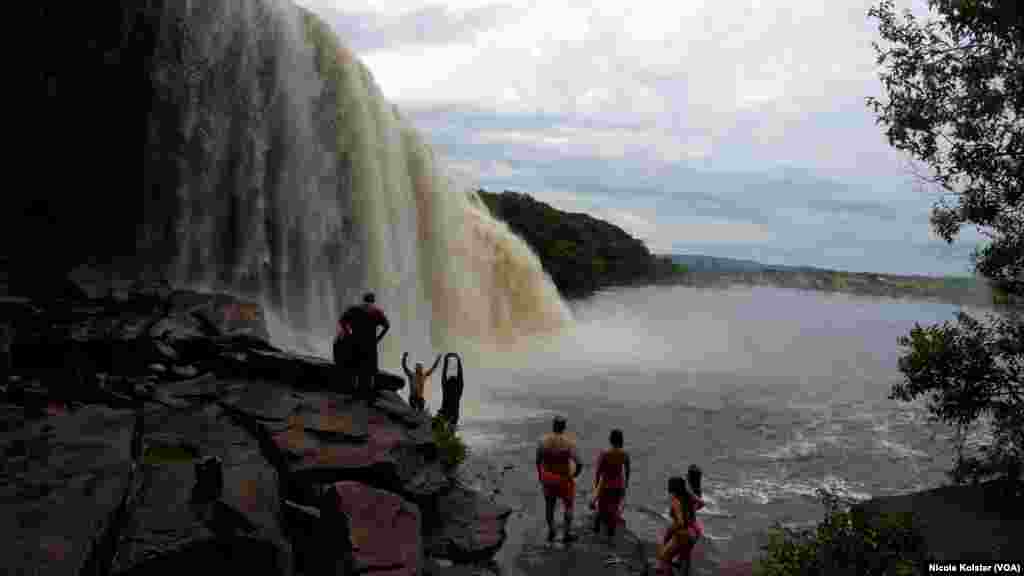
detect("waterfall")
[146,0,570,368]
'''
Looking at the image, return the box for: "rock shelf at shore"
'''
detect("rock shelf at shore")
[0,280,513,576]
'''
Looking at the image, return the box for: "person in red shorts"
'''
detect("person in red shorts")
[536,415,583,543]
[591,428,631,539]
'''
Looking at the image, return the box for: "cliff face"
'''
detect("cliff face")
[0,276,511,576]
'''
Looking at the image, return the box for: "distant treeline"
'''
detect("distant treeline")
[476,189,1018,308]
[476,190,684,298]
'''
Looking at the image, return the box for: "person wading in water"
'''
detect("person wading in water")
[340,292,389,402]
[591,428,631,540]
[656,476,702,575]
[401,351,441,412]
[536,415,583,543]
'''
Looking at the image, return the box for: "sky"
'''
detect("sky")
[294,0,984,277]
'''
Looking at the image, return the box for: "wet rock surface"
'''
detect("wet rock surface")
[0,283,510,576]
[2,405,137,576]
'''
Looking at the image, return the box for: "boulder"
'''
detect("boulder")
[376,370,405,392]
[283,498,354,576]
[271,407,405,488]
[168,292,270,342]
[402,460,452,499]
[155,373,219,405]
[425,487,514,562]
[113,404,290,576]
[375,390,430,428]
[295,393,369,441]
[220,380,303,422]
[327,481,422,576]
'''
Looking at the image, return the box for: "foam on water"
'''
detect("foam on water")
[718,474,873,505]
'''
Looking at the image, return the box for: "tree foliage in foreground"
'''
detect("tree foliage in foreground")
[894,311,1023,484]
[868,0,1024,486]
[867,0,1023,294]
[756,490,927,576]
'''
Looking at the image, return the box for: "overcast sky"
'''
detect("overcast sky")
[295,0,982,277]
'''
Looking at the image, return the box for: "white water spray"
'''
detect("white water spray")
[154,0,571,372]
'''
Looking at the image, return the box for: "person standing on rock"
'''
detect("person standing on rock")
[591,428,631,540]
[340,292,389,401]
[401,351,441,412]
[439,352,464,427]
[536,415,583,543]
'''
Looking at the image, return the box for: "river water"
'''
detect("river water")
[449,284,980,563]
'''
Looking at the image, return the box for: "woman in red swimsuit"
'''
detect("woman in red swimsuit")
[657,475,703,575]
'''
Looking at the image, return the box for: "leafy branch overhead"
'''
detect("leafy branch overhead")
[867,0,1023,293]
[868,0,1024,488]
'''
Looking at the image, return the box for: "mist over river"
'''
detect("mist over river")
[447,284,977,563]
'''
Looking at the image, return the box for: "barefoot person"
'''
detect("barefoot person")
[592,429,631,539]
[401,351,441,412]
[537,415,583,543]
[340,292,390,401]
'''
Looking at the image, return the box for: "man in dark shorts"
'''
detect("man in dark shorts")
[340,292,390,401]
[536,415,583,543]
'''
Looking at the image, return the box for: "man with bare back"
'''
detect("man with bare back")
[536,415,583,543]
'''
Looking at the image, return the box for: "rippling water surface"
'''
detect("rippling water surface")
[451,284,973,561]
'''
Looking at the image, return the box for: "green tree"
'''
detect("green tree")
[867,0,1023,293]
[868,0,1023,486]
[756,489,927,576]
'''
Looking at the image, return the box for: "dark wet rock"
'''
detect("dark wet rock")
[167,292,269,342]
[328,481,422,576]
[283,497,356,576]
[511,512,655,576]
[114,404,290,576]
[426,487,514,562]
[171,365,200,379]
[375,390,430,428]
[220,380,302,422]
[158,373,220,404]
[856,481,1024,564]
[296,394,369,441]
[403,460,452,499]
[154,340,179,361]
[271,409,402,486]
[0,404,137,576]
[243,349,313,387]
[376,370,405,392]
[0,284,517,576]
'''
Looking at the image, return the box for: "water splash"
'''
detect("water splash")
[150,0,571,367]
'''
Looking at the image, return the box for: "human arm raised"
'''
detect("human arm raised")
[425,353,442,377]
[401,352,412,379]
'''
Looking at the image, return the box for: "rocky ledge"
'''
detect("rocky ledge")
[0,279,511,576]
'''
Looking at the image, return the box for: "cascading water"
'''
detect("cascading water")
[147,0,570,369]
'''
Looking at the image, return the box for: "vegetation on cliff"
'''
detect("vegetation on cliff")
[476,189,684,298]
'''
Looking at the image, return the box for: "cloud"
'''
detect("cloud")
[298,0,977,277]
[306,2,520,52]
